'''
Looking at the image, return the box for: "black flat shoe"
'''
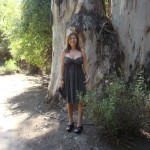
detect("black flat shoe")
[66,123,74,132]
[74,125,83,134]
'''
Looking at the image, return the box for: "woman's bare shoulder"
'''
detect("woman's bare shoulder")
[81,48,85,52]
[81,48,86,56]
[61,49,66,55]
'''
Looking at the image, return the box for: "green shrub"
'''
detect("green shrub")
[82,71,150,137]
[0,59,20,74]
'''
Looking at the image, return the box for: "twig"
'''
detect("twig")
[118,140,132,149]
[83,123,94,126]
[37,100,42,108]
[97,22,108,39]
[45,115,67,121]
[103,28,116,34]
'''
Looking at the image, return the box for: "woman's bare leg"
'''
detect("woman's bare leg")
[67,103,74,124]
[77,102,84,127]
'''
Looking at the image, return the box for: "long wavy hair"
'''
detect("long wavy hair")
[65,32,81,53]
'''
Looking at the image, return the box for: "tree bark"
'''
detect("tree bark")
[112,0,150,83]
[108,0,112,19]
[48,0,119,102]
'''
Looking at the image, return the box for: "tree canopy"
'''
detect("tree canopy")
[0,0,52,72]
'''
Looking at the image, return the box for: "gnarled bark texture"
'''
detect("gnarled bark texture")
[112,0,150,83]
[48,0,120,102]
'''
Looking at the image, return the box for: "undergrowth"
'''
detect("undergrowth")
[0,59,20,74]
[79,71,150,137]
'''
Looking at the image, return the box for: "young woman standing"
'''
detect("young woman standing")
[60,32,89,134]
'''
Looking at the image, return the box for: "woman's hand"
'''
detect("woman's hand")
[83,76,90,84]
[60,80,64,88]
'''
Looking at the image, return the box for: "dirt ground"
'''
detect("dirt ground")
[0,74,150,150]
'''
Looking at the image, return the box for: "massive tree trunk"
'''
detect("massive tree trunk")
[111,0,150,83]
[48,0,119,102]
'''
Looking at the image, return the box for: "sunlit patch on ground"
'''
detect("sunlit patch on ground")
[0,74,41,101]
[0,74,43,150]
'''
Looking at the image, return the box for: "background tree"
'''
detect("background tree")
[0,0,18,62]
[0,31,11,66]
[0,0,52,73]
[111,0,150,84]
[48,0,119,102]
[17,0,52,73]
[48,0,150,102]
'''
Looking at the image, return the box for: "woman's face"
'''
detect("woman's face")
[68,35,77,48]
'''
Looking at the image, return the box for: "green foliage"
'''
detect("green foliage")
[0,0,19,64]
[0,59,20,74]
[0,32,11,63]
[81,71,150,137]
[14,0,52,70]
[105,0,109,17]
[0,0,52,72]
[0,0,20,34]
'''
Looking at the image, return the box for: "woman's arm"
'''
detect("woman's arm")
[81,49,90,83]
[60,50,65,88]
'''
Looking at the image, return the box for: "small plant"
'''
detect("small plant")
[81,71,150,137]
[0,59,20,74]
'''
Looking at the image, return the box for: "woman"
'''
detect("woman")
[60,32,90,134]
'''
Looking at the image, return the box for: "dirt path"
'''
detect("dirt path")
[0,74,150,150]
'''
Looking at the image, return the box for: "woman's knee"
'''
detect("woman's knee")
[78,103,84,111]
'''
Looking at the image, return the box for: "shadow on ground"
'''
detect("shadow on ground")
[5,85,150,150]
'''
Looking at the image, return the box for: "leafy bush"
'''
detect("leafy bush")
[0,33,11,64]
[0,59,19,74]
[0,0,52,73]
[81,71,150,137]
